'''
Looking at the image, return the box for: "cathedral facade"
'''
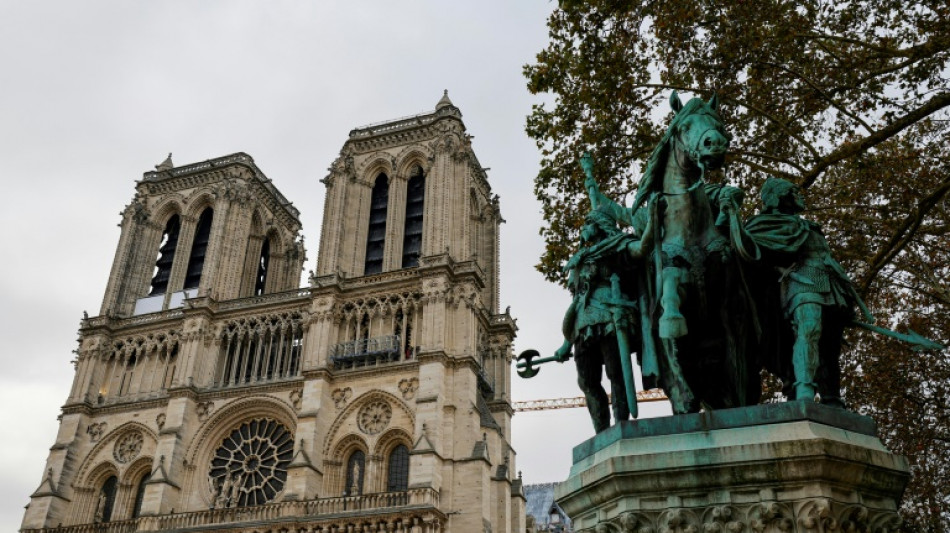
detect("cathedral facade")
[22,93,524,533]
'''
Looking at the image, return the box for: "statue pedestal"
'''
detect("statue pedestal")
[555,402,908,532]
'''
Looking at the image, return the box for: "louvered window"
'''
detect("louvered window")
[401,166,424,268]
[364,174,389,275]
[149,216,180,295]
[184,208,213,289]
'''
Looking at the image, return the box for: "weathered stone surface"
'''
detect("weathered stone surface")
[556,403,908,533]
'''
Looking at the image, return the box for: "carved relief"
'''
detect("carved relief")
[113,431,143,464]
[332,387,353,409]
[798,498,834,532]
[87,422,107,442]
[357,400,392,435]
[197,401,215,422]
[749,502,793,532]
[398,378,419,400]
[155,413,166,430]
[701,505,742,532]
[289,388,303,412]
[657,508,700,533]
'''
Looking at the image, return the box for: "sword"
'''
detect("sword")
[610,274,639,419]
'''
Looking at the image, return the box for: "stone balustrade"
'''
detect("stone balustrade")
[23,488,441,533]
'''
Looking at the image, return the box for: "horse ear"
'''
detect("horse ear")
[670,91,683,113]
[709,93,720,112]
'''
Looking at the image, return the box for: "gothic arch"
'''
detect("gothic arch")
[75,421,158,486]
[329,432,369,462]
[373,427,413,457]
[182,189,216,219]
[356,154,395,186]
[120,455,154,485]
[150,196,186,228]
[394,146,431,179]
[185,395,297,466]
[322,389,414,456]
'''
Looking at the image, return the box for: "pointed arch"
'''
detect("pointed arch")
[401,164,425,268]
[364,173,389,275]
[184,207,214,290]
[148,214,181,296]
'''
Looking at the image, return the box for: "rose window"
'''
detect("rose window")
[114,431,143,464]
[357,400,392,435]
[209,418,293,507]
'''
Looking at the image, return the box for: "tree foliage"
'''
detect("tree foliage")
[525,1,950,530]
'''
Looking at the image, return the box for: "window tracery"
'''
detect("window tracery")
[98,332,180,402]
[387,444,410,492]
[208,418,293,508]
[214,311,304,387]
[113,431,143,464]
[357,400,392,435]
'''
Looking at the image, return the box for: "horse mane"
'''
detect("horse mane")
[632,97,718,210]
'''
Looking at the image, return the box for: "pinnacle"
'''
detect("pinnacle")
[436,89,453,110]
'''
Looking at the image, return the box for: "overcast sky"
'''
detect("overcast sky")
[0,3,671,529]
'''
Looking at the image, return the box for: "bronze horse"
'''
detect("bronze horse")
[592,92,759,413]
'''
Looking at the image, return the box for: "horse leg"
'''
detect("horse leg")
[659,266,689,338]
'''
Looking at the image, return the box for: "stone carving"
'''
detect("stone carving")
[87,422,107,442]
[701,505,742,532]
[798,498,834,532]
[113,431,143,464]
[289,388,303,412]
[357,400,392,435]
[398,377,419,400]
[332,387,352,409]
[580,498,902,533]
[658,508,700,533]
[155,413,166,430]
[196,401,214,422]
[749,502,793,532]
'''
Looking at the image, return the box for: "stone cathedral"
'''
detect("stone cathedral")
[22,93,525,533]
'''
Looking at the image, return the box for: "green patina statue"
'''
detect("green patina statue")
[516,92,943,432]
[742,177,873,406]
[551,158,655,431]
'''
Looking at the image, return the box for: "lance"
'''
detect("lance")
[850,321,945,351]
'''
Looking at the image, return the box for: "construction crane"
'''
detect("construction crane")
[512,389,668,412]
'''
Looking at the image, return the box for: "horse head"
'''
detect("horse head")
[669,91,731,173]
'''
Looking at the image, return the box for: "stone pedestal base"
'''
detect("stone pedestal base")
[555,402,908,532]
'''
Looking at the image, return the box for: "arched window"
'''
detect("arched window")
[345,450,366,496]
[184,208,213,290]
[149,215,181,295]
[401,166,425,268]
[364,174,389,275]
[386,444,410,492]
[254,237,270,296]
[96,475,118,523]
[132,472,150,518]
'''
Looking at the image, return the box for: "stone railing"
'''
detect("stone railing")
[215,288,311,312]
[22,488,440,533]
[349,111,435,138]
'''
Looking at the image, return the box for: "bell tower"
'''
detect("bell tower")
[100,152,306,317]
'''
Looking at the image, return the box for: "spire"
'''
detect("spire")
[436,89,453,110]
